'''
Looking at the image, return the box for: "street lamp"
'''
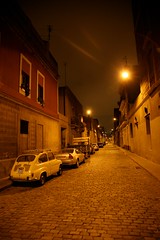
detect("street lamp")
[119,59,131,150]
[120,56,130,83]
[86,109,92,137]
[121,70,129,80]
[86,109,91,116]
[120,66,130,103]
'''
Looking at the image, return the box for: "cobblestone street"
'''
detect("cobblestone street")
[0,144,160,240]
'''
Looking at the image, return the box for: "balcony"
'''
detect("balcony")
[71,116,84,133]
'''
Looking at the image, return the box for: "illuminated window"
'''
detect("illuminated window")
[37,71,45,106]
[19,54,31,97]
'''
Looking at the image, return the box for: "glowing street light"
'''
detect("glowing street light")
[119,59,131,119]
[86,109,91,116]
[121,70,129,80]
[120,56,130,82]
[86,109,92,137]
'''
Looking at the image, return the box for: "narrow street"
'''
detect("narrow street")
[0,144,160,240]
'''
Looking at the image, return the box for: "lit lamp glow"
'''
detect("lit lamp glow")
[121,70,129,80]
[86,109,91,116]
[86,109,92,137]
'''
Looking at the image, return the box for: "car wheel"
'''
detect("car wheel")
[39,173,46,185]
[12,181,18,186]
[57,165,62,176]
[75,160,79,168]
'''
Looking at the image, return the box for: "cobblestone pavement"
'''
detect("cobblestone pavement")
[0,144,160,240]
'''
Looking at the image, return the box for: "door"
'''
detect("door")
[48,152,59,174]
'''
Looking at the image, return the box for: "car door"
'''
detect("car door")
[48,151,59,174]
[38,153,50,176]
[76,149,83,163]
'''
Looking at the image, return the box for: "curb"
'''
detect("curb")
[0,177,12,192]
[119,147,160,182]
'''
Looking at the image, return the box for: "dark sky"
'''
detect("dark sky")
[17,0,137,131]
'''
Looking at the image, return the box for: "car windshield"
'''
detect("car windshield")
[61,149,74,154]
[17,155,36,162]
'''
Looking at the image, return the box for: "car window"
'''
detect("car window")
[76,149,80,154]
[17,155,35,162]
[39,154,48,163]
[48,152,55,160]
[62,149,73,153]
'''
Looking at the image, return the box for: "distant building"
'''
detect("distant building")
[82,117,99,143]
[59,86,84,147]
[0,0,60,177]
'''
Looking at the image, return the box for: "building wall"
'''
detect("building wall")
[127,0,160,165]
[0,1,60,178]
[1,25,58,119]
[0,94,60,157]
[59,113,69,148]
[123,85,160,165]
[59,86,84,144]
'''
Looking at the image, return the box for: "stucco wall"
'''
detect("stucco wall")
[0,96,60,159]
[125,88,160,165]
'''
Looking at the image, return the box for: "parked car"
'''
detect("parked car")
[68,144,90,159]
[55,148,85,168]
[10,149,62,186]
[92,143,99,151]
[90,144,95,154]
[98,142,104,148]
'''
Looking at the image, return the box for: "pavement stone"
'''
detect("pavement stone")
[0,177,12,191]
[1,145,160,191]
[0,144,160,240]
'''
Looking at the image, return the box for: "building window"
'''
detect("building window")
[145,115,151,135]
[20,120,28,134]
[19,54,31,97]
[130,123,133,138]
[37,71,45,106]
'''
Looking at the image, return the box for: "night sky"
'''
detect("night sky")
[17,0,137,132]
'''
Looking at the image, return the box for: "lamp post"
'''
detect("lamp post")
[86,109,92,137]
[120,61,130,150]
[113,117,117,144]
[120,65,130,115]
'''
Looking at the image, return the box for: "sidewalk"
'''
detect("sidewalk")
[119,147,160,182]
[0,147,160,191]
[0,176,12,191]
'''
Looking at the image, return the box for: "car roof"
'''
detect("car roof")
[21,149,52,155]
[63,148,75,150]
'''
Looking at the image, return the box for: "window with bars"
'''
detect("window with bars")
[37,71,45,106]
[19,54,31,97]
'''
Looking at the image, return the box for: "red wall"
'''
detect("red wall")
[1,24,58,118]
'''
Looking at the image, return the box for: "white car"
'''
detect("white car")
[10,149,62,185]
[55,148,85,168]
[92,143,99,151]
